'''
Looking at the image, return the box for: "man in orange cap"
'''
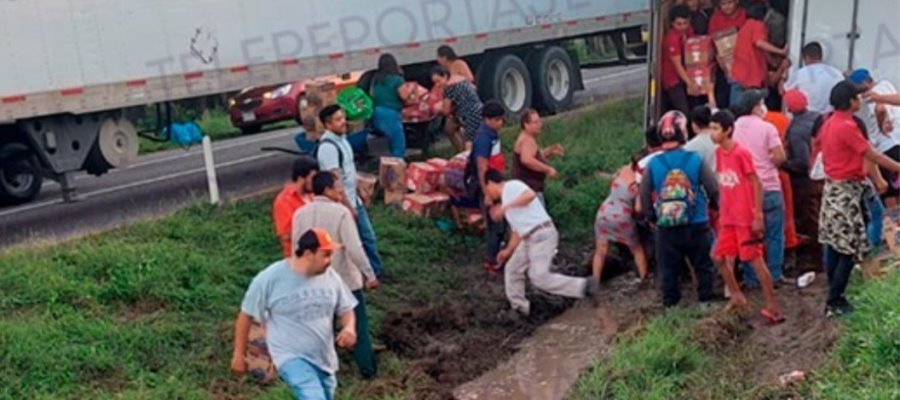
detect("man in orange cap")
[232,228,358,399]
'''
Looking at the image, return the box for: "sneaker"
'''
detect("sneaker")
[825,302,854,318]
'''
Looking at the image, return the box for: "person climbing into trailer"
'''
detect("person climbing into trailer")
[484,169,598,318]
[729,4,787,106]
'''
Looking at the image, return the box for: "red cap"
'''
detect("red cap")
[783,90,808,113]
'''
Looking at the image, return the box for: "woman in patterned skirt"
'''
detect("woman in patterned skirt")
[592,149,651,284]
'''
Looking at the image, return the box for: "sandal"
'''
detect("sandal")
[760,309,786,325]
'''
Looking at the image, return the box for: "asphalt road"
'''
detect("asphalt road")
[0,65,647,250]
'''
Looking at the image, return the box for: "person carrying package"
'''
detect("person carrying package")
[431,66,483,151]
[316,105,385,279]
[661,5,699,114]
[484,169,598,318]
[729,4,787,106]
[291,172,380,380]
[273,156,319,258]
[708,109,785,324]
[231,228,358,400]
[639,110,719,308]
[708,0,747,109]
[467,100,509,275]
[817,81,900,317]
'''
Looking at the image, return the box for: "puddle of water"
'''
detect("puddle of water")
[453,304,619,400]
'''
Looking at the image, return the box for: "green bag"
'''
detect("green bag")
[337,87,374,121]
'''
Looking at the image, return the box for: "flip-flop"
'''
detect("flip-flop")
[760,309,786,325]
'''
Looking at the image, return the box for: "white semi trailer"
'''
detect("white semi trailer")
[645,0,900,123]
[0,0,649,205]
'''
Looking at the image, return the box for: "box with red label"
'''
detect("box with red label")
[379,157,407,193]
[687,65,714,96]
[406,162,441,194]
[684,36,713,67]
[402,194,438,217]
[426,158,449,189]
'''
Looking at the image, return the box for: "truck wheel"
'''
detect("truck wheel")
[477,54,532,117]
[528,47,576,113]
[0,141,43,205]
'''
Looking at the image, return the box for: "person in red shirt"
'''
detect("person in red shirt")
[729,4,786,106]
[818,81,900,317]
[710,109,784,323]
[708,0,747,36]
[272,156,319,258]
[661,5,699,114]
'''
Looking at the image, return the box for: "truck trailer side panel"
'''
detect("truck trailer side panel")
[0,0,650,122]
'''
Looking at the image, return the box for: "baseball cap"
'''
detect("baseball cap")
[783,90,808,113]
[296,228,342,255]
[848,69,873,85]
[829,80,865,110]
[735,88,769,115]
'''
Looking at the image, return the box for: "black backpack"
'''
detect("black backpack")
[313,138,345,169]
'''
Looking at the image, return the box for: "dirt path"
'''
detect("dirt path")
[453,274,662,400]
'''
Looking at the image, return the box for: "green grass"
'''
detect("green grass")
[138,109,298,154]
[571,268,900,400]
[571,309,707,400]
[0,99,645,399]
[804,271,900,399]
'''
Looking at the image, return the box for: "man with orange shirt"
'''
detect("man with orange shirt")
[764,109,800,266]
[729,4,786,107]
[273,156,319,258]
[661,6,700,114]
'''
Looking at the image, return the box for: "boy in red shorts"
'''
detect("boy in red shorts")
[709,109,784,323]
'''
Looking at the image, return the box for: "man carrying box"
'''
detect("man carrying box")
[484,169,598,317]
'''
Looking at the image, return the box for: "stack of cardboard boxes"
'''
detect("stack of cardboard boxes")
[684,35,714,96]
[298,81,338,141]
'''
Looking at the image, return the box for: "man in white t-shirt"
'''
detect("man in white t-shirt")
[484,170,597,317]
[851,68,900,205]
[783,42,845,114]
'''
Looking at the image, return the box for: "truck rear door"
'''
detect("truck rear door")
[787,0,859,71]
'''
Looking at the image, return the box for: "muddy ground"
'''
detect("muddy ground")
[363,240,840,400]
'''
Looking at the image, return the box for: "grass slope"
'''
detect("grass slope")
[0,99,644,399]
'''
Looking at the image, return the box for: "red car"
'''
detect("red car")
[228,74,360,134]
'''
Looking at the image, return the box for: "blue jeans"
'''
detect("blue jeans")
[279,358,336,400]
[373,106,405,158]
[356,202,384,277]
[742,191,785,285]
[866,187,885,247]
[346,130,369,154]
[729,80,746,108]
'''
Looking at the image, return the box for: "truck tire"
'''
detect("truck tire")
[528,46,576,113]
[0,141,42,205]
[477,54,532,117]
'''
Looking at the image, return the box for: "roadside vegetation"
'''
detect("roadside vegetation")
[0,100,644,399]
[138,108,297,154]
[572,267,900,400]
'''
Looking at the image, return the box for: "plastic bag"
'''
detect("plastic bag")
[337,87,374,121]
[167,122,203,147]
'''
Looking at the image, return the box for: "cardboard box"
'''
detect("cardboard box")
[406,162,441,194]
[687,65,714,96]
[684,36,713,67]
[384,189,406,206]
[299,80,338,137]
[713,28,738,56]
[402,193,438,217]
[717,54,735,77]
[427,158,450,190]
[357,172,378,203]
[379,157,407,193]
[445,152,469,192]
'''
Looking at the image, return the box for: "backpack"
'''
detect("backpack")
[654,154,696,227]
[313,138,344,169]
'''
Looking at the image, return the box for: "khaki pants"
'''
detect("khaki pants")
[505,226,587,314]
